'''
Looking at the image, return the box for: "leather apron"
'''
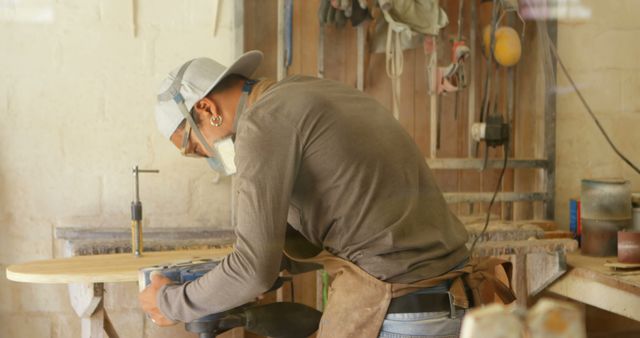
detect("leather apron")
[284,229,516,338]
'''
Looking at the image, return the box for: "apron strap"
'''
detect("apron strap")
[462,257,517,305]
[284,226,516,308]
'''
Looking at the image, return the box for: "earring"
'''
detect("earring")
[210,115,223,127]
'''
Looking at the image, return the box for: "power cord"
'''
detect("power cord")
[470,139,510,253]
[469,21,640,253]
[469,31,640,253]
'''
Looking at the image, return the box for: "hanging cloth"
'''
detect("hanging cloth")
[375,0,449,119]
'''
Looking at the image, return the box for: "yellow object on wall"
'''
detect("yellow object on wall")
[482,25,522,67]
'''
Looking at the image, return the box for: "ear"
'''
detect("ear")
[193,97,219,118]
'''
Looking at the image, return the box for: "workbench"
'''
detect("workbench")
[547,252,640,322]
[6,247,233,338]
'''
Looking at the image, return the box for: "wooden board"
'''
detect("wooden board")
[547,253,640,322]
[604,261,640,271]
[6,247,233,284]
[562,254,640,291]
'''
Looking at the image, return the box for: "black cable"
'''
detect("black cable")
[547,37,640,175]
[470,139,510,253]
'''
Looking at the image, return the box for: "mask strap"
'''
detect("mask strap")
[232,79,257,133]
[157,60,193,102]
[180,121,191,155]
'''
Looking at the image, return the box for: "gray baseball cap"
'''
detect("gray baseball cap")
[155,50,263,139]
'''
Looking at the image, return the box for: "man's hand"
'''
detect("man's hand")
[138,272,178,327]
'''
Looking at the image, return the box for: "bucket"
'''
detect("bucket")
[618,231,640,263]
[581,178,632,256]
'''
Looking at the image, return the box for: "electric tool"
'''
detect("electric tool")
[139,260,322,338]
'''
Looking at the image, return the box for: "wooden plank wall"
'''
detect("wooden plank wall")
[244,0,545,222]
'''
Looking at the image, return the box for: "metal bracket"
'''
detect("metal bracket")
[447,291,457,319]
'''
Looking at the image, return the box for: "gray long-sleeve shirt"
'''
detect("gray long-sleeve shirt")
[158,76,469,322]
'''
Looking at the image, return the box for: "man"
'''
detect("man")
[140,50,497,337]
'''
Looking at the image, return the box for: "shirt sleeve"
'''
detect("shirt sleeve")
[156,117,301,323]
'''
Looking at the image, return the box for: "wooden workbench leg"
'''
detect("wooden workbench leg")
[83,306,105,338]
[69,283,119,338]
[514,254,528,306]
[103,309,120,338]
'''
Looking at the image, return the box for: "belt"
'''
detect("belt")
[387,292,455,314]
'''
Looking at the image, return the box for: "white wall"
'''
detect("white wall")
[0,1,240,336]
[555,0,640,228]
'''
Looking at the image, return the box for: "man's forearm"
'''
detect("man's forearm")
[157,249,282,323]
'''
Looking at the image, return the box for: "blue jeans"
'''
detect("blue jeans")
[379,264,468,338]
[378,308,465,338]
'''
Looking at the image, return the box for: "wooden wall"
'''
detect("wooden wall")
[244,0,547,222]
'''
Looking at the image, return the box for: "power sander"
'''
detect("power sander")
[139,259,322,338]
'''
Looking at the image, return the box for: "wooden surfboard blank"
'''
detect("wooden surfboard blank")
[6,247,233,284]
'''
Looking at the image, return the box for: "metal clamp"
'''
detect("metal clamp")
[447,291,457,319]
[131,165,159,257]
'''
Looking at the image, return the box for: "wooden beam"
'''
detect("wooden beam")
[103,310,120,338]
[427,158,548,170]
[443,192,549,203]
[543,19,558,220]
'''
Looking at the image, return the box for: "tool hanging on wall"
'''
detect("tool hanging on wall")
[482,25,522,67]
[483,0,525,67]
[474,0,524,157]
[434,41,471,148]
[131,166,159,257]
[434,0,472,149]
[468,0,478,158]
[453,0,467,121]
[372,0,448,124]
[435,1,472,98]
[317,0,371,87]
[384,12,410,120]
